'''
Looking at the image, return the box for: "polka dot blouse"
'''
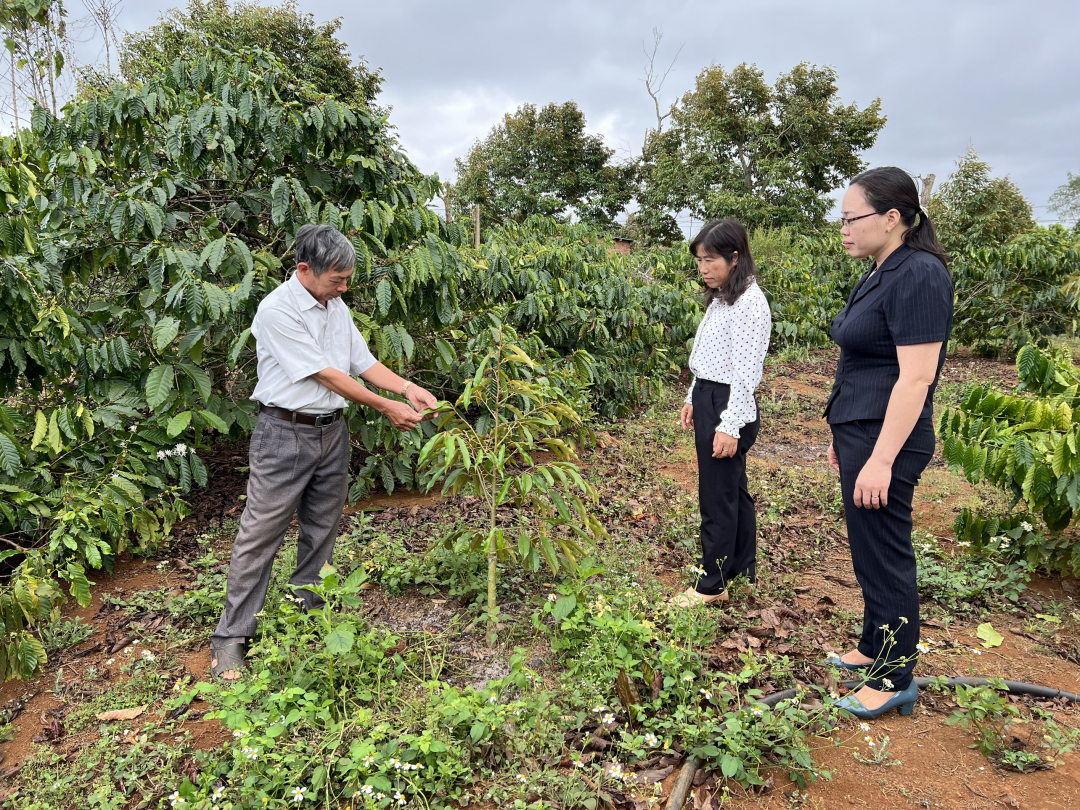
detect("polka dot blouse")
[685,280,772,438]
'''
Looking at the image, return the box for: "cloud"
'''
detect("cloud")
[88,0,1080,217]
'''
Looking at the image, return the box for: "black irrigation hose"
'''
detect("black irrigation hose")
[664,677,1080,809]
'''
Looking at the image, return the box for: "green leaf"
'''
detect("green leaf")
[375,278,392,316]
[0,434,20,475]
[31,410,47,449]
[47,410,62,453]
[145,365,175,410]
[199,409,229,433]
[551,594,576,622]
[181,364,212,401]
[153,316,180,352]
[720,754,740,778]
[167,411,193,437]
[325,628,355,655]
[976,622,1003,648]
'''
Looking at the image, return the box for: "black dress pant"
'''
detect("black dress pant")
[831,418,935,691]
[693,380,760,595]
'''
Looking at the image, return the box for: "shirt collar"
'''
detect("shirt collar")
[875,243,915,275]
[286,273,325,312]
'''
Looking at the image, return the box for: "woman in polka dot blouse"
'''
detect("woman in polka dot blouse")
[674,219,772,607]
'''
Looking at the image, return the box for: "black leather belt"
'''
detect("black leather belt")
[260,405,342,427]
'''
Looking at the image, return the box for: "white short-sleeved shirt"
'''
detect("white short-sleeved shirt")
[250,273,377,414]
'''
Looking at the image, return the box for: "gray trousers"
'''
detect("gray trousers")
[212,411,351,647]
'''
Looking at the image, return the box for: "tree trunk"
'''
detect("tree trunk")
[919,174,936,209]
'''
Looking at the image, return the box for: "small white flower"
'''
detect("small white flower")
[880,623,890,631]
[362,753,376,766]
[1021,521,1033,532]
[175,443,188,455]
[917,642,930,654]
[602,713,615,725]
[212,788,224,801]
[105,658,114,666]
[360,785,374,795]
[141,650,156,662]
[958,541,971,548]
[548,593,558,602]
[518,774,528,784]
[971,648,983,656]
[859,722,870,732]
[751,707,763,716]
[644,733,659,747]
[246,748,258,760]
[699,689,713,700]
[169,792,184,807]
[291,786,305,802]
[388,757,401,769]
[157,450,167,460]
[129,425,138,432]
[233,729,247,738]
[898,616,908,624]
[592,704,606,713]
[882,678,894,690]
[574,760,585,768]
[682,673,694,682]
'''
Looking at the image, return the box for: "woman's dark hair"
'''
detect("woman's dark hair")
[850,167,949,271]
[689,219,757,306]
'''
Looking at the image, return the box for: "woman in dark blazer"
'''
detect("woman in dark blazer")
[825,168,953,720]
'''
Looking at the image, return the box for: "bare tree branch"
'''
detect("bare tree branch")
[641,27,682,151]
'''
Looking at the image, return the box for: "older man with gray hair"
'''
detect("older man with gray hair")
[210,224,437,680]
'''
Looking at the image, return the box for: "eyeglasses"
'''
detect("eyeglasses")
[838,211,880,228]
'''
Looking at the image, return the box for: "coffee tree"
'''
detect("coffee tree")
[0,45,468,677]
[942,344,1080,574]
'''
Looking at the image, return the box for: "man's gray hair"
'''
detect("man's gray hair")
[294,224,356,277]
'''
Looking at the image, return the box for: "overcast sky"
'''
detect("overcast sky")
[85,0,1078,225]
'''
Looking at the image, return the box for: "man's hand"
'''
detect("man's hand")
[381,400,423,431]
[712,431,738,459]
[405,384,439,420]
[854,457,892,509]
[827,442,840,474]
[679,403,694,431]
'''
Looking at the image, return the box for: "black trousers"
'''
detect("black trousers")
[831,418,935,691]
[693,380,760,595]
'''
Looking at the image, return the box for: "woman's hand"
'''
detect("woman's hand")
[827,442,840,474]
[679,403,694,431]
[854,457,892,508]
[713,431,738,459]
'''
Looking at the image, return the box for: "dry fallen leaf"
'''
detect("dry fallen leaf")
[96,705,147,722]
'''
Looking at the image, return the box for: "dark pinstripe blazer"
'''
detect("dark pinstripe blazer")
[824,244,953,425]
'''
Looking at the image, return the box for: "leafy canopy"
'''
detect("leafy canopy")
[119,0,382,104]
[928,147,1036,257]
[636,62,885,240]
[452,101,633,229]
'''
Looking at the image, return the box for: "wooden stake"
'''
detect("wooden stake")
[473,204,481,248]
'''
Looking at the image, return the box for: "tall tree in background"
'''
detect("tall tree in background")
[120,0,381,104]
[451,101,633,229]
[0,0,71,123]
[635,62,885,241]
[928,147,1036,256]
[1048,172,1080,226]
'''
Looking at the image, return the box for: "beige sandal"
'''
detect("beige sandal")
[670,587,729,608]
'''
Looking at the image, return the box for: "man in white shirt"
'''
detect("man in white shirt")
[210,224,437,680]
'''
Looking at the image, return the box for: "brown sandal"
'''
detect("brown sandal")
[670,587,729,608]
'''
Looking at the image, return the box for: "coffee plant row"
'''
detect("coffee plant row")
[943,344,1080,575]
[0,46,703,679]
